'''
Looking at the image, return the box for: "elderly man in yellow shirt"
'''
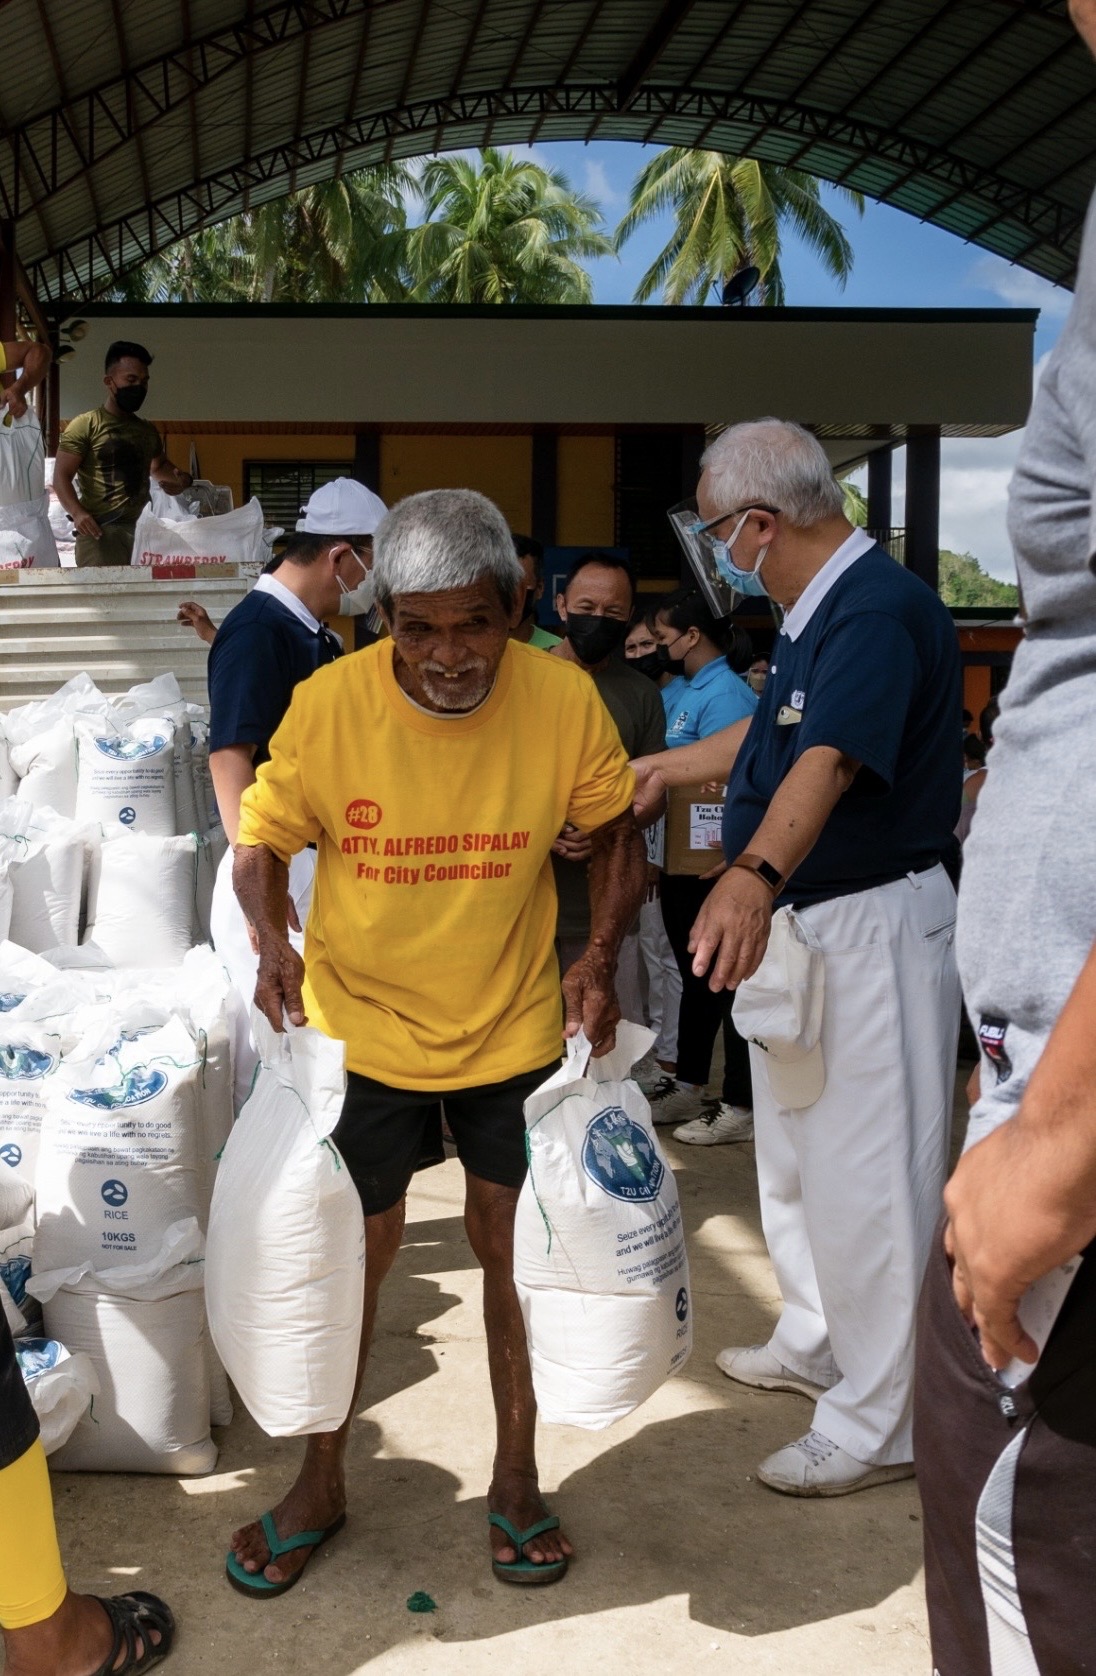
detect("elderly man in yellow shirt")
[228,487,648,1596]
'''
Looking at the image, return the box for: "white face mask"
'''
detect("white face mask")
[336,550,376,616]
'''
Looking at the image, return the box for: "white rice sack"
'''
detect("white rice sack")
[130,498,265,570]
[206,1013,363,1436]
[38,1248,216,1475]
[0,941,63,1013]
[2,674,107,749]
[0,725,17,799]
[0,408,46,506]
[188,721,214,832]
[83,833,199,966]
[0,528,32,569]
[10,718,79,817]
[75,716,177,837]
[0,1023,64,1233]
[34,1012,206,1275]
[0,859,11,943]
[173,724,199,835]
[514,1024,693,1429]
[0,495,60,568]
[0,800,87,953]
[0,1162,32,1230]
[15,1337,99,1454]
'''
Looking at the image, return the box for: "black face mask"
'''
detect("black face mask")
[629,650,664,682]
[656,643,686,676]
[564,613,628,665]
[112,384,147,414]
[520,588,537,623]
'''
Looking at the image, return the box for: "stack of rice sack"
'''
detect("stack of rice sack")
[0,671,225,954]
[0,944,238,1471]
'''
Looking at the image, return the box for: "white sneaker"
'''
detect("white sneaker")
[715,1343,826,1401]
[673,1101,754,1145]
[646,1079,705,1126]
[632,1051,671,1095]
[757,1429,916,1498]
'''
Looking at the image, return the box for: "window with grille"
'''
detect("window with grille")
[243,461,354,528]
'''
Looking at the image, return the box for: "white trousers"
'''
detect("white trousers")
[209,845,315,1109]
[752,865,960,1466]
[615,899,683,1062]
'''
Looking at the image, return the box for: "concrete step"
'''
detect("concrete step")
[0,570,250,704]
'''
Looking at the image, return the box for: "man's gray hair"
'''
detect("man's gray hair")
[372,488,523,612]
[701,420,845,528]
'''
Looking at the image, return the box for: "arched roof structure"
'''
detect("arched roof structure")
[2,0,1092,307]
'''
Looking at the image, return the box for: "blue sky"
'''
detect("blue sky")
[523,140,1073,582]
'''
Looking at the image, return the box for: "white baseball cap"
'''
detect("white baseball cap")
[732,907,825,1110]
[296,477,387,536]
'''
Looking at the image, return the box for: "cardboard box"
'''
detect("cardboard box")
[664,782,726,876]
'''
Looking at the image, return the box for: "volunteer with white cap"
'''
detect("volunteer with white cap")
[633,419,962,1495]
[206,477,386,1095]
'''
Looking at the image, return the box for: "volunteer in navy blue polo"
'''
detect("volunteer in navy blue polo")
[208,576,343,768]
[661,420,963,1501]
[721,528,961,902]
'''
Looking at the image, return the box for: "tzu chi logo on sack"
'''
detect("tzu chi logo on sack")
[345,798,383,831]
[582,1106,665,1203]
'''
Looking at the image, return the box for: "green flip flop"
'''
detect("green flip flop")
[225,1510,346,1598]
[488,1513,569,1586]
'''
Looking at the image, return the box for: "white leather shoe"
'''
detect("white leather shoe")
[715,1343,826,1400]
[646,1079,705,1126]
[757,1429,915,1498]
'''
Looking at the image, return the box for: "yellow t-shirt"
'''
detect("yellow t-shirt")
[237,638,635,1090]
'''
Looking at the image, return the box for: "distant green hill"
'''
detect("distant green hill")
[938,549,1019,608]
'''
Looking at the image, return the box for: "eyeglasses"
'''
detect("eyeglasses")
[685,502,781,538]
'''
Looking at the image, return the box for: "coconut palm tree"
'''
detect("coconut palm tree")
[104,165,415,303]
[615,149,863,305]
[405,148,614,304]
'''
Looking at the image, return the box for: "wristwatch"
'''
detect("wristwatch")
[730,852,785,895]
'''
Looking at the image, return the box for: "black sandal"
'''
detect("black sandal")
[90,1592,176,1675]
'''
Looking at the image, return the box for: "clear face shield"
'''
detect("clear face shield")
[666,499,743,617]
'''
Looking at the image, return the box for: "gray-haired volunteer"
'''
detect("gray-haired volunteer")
[641,418,962,1496]
[208,477,386,1095]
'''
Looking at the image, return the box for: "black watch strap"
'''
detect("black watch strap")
[730,852,785,894]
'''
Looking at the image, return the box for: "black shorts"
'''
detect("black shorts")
[0,1309,38,1471]
[331,1060,559,1217]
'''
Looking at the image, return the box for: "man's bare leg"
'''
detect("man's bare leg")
[463,1174,573,1571]
[229,1199,406,1587]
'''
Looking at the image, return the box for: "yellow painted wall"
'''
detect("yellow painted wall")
[556,435,616,546]
[161,432,355,510]
[380,434,533,531]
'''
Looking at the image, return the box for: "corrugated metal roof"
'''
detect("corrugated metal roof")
[1,0,1092,305]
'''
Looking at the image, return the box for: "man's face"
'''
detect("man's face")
[104,356,150,399]
[518,554,543,603]
[556,562,632,627]
[385,579,518,712]
[1070,0,1096,56]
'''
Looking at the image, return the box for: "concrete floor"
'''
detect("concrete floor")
[32,1073,975,1676]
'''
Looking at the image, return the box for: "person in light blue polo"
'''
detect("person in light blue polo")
[647,588,757,1144]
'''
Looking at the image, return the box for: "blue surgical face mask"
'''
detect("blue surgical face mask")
[712,510,770,599]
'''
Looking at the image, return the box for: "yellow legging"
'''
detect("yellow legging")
[0,1439,67,1629]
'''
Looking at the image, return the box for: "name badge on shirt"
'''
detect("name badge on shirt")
[776,705,802,726]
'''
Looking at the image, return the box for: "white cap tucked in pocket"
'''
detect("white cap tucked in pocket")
[732,907,825,1110]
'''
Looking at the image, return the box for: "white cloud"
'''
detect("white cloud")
[582,158,622,209]
[967,254,1073,319]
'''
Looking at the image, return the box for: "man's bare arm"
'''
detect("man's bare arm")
[233,843,306,1030]
[689,745,860,991]
[946,935,1096,1370]
[209,744,257,846]
[51,448,101,539]
[631,719,752,822]
[0,340,50,417]
[151,453,193,494]
[561,807,648,1055]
